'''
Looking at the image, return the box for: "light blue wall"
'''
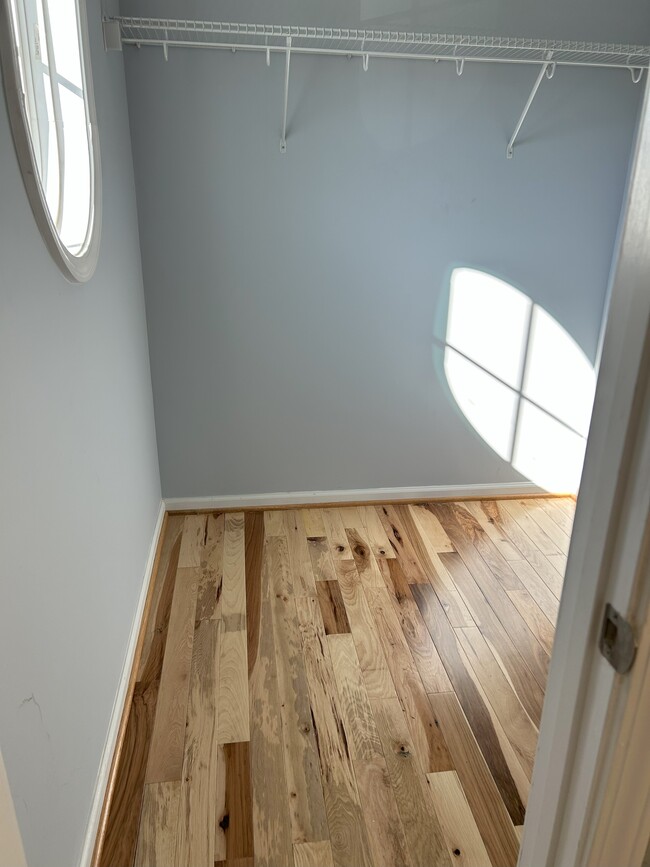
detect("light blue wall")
[0,2,161,865]
[121,0,649,497]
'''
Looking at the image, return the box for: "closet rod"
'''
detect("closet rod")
[104,17,650,156]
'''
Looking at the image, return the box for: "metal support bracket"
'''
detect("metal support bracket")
[280,35,291,153]
[102,18,122,52]
[507,57,555,159]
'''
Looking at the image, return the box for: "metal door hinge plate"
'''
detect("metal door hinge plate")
[599,603,636,674]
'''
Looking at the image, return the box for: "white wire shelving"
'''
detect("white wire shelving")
[103,16,650,156]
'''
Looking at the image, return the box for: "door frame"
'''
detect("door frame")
[519,77,650,867]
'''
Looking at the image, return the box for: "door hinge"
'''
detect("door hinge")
[599,603,636,674]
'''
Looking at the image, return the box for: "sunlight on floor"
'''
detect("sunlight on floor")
[444,268,596,493]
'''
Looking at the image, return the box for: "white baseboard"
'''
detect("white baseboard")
[79,500,166,867]
[164,481,544,511]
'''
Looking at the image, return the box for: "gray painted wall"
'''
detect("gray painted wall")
[0,2,161,866]
[122,0,649,499]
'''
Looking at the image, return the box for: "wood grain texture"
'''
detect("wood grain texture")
[250,591,294,867]
[428,692,520,867]
[134,781,181,867]
[175,618,220,866]
[329,634,382,761]
[102,497,573,867]
[371,697,450,867]
[294,840,335,867]
[268,537,329,845]
[307,536,337,582]
[366,586,453,774]
[219,743,254,865]
[296,596,373,867]
[317,580,351,635]
[439,551,546,728]
[427,771,492,867]
[354,757,411,867]
[410,583,525,825]
[146,565,199,783]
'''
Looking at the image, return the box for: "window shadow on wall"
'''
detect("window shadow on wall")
[440,268,596,494]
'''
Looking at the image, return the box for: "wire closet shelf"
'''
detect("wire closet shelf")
[106,17,650,155]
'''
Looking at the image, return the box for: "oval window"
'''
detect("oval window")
[0,0,101,281]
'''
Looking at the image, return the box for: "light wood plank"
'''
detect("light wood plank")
[479,501,564,598]
[178,514,207,568]
[366,586,453,774]
[501,499,561,557]
[506,588,555,657]
[328,634,382,761]
[354,757,411,867]
[359,506,396,559]
[293,840,334,867]
[335,559,396,700]
[250,591,294,867]
[409,504,455,553]
[134,782,181,867]
[264,509,285,537]
[322,508,354,560]
[464,501,521,562]
[223,512,247,628]
[379,558,452,694]
[307,537,337,582]
[509,558,560,626]
[317,580,351,635]
[535,497,574,537]
[347,528,384,589]
[427,770,492,867]
[370,697,450,867]
[301,507,327,538]
[377,504,429,582]
[428,692,520,867]
[547,552,568,578]
[295,596,373,867]
[284,510,318,596]
[146,566,199,783]
[268,537,329,845]
[197,512,223,621]
[175,618,220,866]
[218,628,250,743]
[338,505,364,528]
[521,500,571,555]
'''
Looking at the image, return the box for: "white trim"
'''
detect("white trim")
[164,481,544,511]
[78,500,165,867]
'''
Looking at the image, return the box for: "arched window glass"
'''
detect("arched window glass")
[0,0,101,281]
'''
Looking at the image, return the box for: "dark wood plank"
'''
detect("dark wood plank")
[440,551,546,728]
[245,510,265,676]
[219,742,255,865]
[317,580,351,635]
[429,692,520,867]
[410,582,525,826]
[100,520,183,867]
[432,504,549,691]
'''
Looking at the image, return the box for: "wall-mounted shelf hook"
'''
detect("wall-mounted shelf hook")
[631,66,644,83]
[280,35,292,153]
[507,60,554,159]
[545,61,556,79]
[363,53,369,71]
[456,57,465,76]
[163,43,168,61]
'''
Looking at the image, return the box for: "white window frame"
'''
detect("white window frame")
[0,0,101,282]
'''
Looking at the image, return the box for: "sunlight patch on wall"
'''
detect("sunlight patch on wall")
[444,268,596,493]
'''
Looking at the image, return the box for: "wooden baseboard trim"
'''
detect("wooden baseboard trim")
[164,482,553,513]
[80,501,167,867]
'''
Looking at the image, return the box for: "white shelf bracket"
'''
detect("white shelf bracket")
[280,35,291,153]
[507,57,555,159]
[102,18,122,52]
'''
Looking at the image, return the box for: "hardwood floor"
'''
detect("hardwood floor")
[98,497,574,867]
